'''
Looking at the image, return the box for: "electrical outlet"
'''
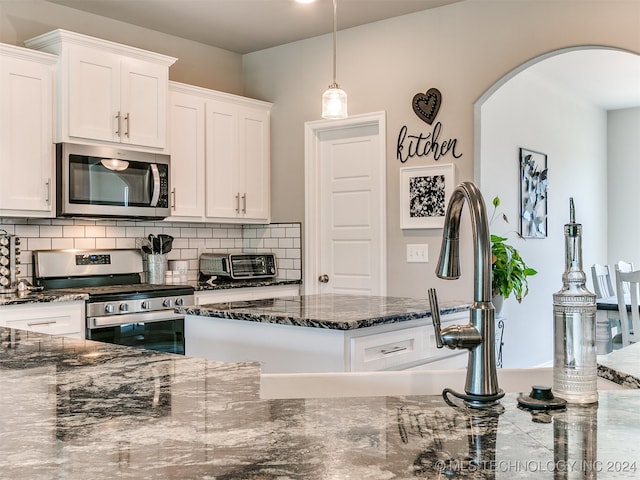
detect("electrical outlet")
[407,244,428,263]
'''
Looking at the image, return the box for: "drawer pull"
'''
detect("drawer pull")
[380,346,408,355]
[27,320,57,327]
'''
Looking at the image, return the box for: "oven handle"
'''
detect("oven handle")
[88,311,184,329]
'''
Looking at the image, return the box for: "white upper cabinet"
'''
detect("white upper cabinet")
[205,98,271,223]
[25,29,176,150]
[0,44,56,217]
[167,84,206,219]
[167,82,271,224]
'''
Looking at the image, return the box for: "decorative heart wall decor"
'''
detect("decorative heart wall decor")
[412,88,442,125]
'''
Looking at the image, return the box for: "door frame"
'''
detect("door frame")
[303,111,387,295]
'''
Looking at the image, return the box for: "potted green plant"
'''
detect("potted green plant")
[490,196,537,304]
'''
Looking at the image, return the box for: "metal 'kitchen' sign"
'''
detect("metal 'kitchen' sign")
[396,87,462,163]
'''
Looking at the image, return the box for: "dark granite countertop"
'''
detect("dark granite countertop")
[0,289,88,306]
[194,277,302,291]
[598,341,640,388]
[0,279,301,306]
[1,326,639,479]
[177,293,471,330]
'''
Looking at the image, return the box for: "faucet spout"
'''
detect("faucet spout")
[430,181,504,408]
[436,182,492,304]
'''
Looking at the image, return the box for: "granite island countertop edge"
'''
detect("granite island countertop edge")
[176,294,471,330]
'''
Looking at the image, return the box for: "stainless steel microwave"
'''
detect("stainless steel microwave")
[56,143,170,220]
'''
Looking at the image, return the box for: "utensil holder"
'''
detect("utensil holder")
[147,254,167,284]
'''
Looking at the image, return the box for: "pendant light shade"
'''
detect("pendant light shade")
[322,83,348,119]
[322,0,347,119]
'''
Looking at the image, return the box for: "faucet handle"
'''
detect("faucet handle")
[428,288,444,348]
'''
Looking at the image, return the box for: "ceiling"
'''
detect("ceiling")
[46,0,463,54]
[45,0,639,110]
[528,49,640,110]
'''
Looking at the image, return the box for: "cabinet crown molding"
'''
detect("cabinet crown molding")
[0,43,57,64]
[25,29,177,67]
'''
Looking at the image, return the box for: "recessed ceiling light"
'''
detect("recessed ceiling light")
[296,0,316,4]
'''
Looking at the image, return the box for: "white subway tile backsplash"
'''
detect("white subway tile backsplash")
[84,225,105,237]
[51,238,74,250]
[63,225,84,237]
[27,237,52,251]
[125,226,145,238]
[95,238,117,249]
[15,225,40,237]
[106,226,126,237]
[75,238,96,249]
[1,218,302,282]
[40,225,63,237]
[116,238,137,249]
[204,238,221,249]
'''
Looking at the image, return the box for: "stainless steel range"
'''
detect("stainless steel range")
[33,249,194,354]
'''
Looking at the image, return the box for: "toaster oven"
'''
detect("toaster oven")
[199,253,277,280]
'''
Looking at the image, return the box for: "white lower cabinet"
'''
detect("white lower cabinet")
[0,301,86,338]
[185,310,467,373]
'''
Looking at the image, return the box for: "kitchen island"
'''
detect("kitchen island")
[1,326,639,479]
[178,294,472,372]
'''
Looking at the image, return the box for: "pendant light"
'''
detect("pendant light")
[321,0,347,119]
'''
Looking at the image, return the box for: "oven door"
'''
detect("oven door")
[87,311,185,355]
[57,143,170,219]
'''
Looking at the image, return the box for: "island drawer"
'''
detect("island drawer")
[350,325,430,371]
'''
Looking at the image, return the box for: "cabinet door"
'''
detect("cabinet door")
[0,53,55,216]
[120,58,168,148]
[68,47,121,143]
[239,106,270,223]
[167,90,205,219]
[204,100,240,219]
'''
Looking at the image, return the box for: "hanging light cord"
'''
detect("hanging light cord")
[331,0,338,88]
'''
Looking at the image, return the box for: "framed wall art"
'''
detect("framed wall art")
[519,147,549,238]
[400,163,455,229]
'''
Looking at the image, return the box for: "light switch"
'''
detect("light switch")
[407,244,428,263]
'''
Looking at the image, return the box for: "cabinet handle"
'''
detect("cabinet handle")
[115,111,122,136]
[381,346,408,355]
[235,193,240,213]
[27,320,57,327]
[242,193,247,214]
[171,188,176,210]
[45,178,51,204]
[124,113,130,138]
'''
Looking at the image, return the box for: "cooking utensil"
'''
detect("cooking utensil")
[159,234,174,254]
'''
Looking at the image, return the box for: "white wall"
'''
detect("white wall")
[608,107,640,267]
[479,64,607,367]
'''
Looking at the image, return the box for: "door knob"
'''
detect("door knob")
[318,274,329,283]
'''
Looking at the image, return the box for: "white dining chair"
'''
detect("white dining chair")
[616,261,635,294]
[614,266,640,347]
[591,264,614,299]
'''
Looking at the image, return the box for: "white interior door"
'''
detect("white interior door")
[304,112,387,295]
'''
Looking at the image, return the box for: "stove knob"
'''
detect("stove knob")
[104,304,115,314]
[163,298,174,308]
[175,297,184,306]
[119,303,129,312]
[141,300,151,310]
